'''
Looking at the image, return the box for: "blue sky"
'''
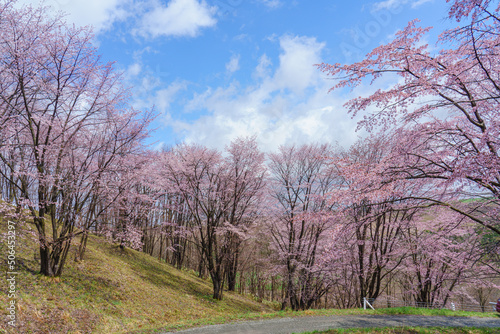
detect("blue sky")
[23,0,452,151]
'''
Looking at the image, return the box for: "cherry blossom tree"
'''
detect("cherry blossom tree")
[159,137,266,300]
[222,137,267,291]
[323,136,422,306]
[321,134,498,308]
[267,143,339,310]
[317,0,500,236]
[398,206,496,307]
[0,1,152,276]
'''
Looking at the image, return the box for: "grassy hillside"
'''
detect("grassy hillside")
[0,219,272,334]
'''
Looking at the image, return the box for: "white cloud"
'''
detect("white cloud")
[272,35,325,95]
[18,0,130,33]
[155,81,188,113]
[372,0,407,11]
[258,0,283,9]
[18,0,218,38]
[372,0,433,11]
[253,54,272,79]
[132,76,188,117]
[226,54,241,75]
[411,0,433,8]
[137,0,217,38]
[127,63,142,77]
[168,34,363,151]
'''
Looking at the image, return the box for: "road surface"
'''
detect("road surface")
[164,314,500,334]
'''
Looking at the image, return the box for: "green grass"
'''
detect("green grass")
[367,307,497,318]
[300,327,500,334]
[208,306,498,321]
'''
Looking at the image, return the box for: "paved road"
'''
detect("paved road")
[164,315,500,334]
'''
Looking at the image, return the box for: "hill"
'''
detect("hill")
[0,219,272,333]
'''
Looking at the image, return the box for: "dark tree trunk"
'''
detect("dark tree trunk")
[75,231,89,262]
[225,250,238,291]
[39,245,54,276]
[211,271,224,300]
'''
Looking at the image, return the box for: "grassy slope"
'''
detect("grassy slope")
[0,219,271,334]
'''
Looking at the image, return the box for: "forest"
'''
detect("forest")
[0,0,499,316]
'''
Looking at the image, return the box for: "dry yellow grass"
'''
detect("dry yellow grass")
[0,219,271,333]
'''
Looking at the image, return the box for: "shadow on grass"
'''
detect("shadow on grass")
[115,246,268,313]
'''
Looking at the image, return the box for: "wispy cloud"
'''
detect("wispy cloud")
[372,0,407,11]
[258,0,283,9]
[411,0,433,8]
[226,54,241,75]
[372,0,433,11]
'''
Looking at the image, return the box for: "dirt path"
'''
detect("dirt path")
[164,314,500,334]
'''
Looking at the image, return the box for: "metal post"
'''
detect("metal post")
[363,297,375,310]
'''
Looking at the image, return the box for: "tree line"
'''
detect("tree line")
[0,0,498,311]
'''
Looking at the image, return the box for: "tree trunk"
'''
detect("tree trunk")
[226,257,238,292]
[198,257,207,279]
[75,231,89,262]
[39,245,54,276]
[211,272,224,300]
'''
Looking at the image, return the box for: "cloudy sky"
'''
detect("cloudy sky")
[22,0,451,151]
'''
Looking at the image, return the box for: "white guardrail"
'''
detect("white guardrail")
[363,297,498,312]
